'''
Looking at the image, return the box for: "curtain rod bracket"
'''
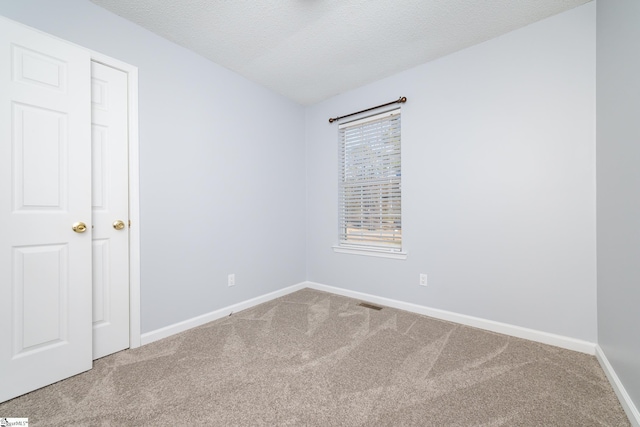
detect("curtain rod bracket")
[329,96,407,124]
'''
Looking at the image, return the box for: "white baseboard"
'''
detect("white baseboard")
[140,282,307,345]
[304,281,596,355]
[596,345,640,427]
[141,280,596,355]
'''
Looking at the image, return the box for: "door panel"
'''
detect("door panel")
[91,61,130,360]
[0,17,92,403]
[13,104,67,209]
[12,44,68,92]
[92,239,110,326]
[14,244,68,351]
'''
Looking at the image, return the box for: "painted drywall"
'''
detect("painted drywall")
[596,0,640,410]
[0,1,600,344]
[306,3,597,341]
[0,0,307,333]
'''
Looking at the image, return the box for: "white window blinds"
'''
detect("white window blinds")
[338,109,401,252]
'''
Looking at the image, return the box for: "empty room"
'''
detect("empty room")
[0,0,638,425]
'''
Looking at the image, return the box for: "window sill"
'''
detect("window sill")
[332,245,408,260]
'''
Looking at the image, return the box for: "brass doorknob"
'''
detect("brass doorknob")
[113,220,125,230]
[72,222,87,233]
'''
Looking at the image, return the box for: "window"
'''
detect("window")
[335,109,404,258]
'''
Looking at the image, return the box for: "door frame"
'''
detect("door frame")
[90,51,141,349]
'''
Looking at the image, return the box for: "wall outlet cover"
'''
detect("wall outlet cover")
[419,273,427,287]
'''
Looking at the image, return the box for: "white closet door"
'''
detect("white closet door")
[91,61,130,360]
[0,17,93,402]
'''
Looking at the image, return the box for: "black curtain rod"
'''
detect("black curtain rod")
[328,96,407,124]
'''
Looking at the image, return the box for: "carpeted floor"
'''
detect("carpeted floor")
[0,288,630,426]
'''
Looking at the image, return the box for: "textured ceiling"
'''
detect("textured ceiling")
[89,0,591,105]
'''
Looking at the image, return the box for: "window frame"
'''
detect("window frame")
[333,108,407,260]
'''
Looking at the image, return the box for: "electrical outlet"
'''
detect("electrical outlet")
[228,273,235,287]
[419,273,427,287]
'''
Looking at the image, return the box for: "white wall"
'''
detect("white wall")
[0,0,307,333]
[0,1,601,344]
[306,3,597,341]
[596,0,640,410]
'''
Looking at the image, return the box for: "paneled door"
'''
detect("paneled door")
[0,17,93,402]
[91,61,130,360]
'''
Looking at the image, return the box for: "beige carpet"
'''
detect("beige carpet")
[0,288,630,426]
